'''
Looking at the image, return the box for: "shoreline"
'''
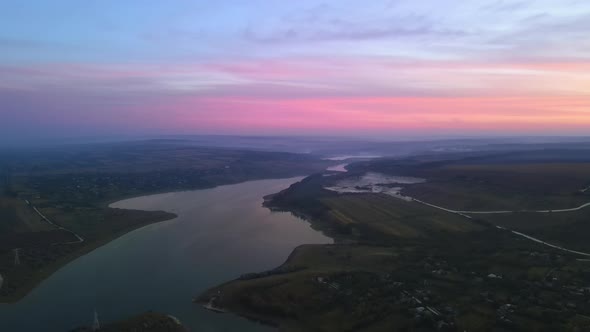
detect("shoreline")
[100,174,313,208]
[0,210,177,304]
[195,244,323,330]
[195,183,341,330]
[1,175,311,304]
[194,179,342,330]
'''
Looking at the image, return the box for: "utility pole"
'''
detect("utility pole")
[92,309,100,331]
[14,248,20,266]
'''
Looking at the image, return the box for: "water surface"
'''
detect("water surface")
[325,163,349,172]
[0,177,332,331]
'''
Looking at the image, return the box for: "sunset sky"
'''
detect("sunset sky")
[1,0,589,142]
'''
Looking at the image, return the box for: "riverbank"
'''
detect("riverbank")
[194,245,329,330]
[71,311,188,332]
[0,209,176,303]
[0,143,332,303]
[0,177,330,332]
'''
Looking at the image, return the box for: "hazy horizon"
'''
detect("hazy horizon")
[4,133,590,150]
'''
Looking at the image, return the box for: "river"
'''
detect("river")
[0,177,332,331]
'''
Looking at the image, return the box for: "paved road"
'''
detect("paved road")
[5,201,86,274]
[413,199,590,215]
[31,205,84,245]
[508,229,590,257]
[455,202,590,214]
[412,198,590,257]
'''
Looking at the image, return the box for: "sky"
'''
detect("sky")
[1,0,589,142]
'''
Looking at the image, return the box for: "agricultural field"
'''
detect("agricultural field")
[321,194,482,238]
[402,163,590,211]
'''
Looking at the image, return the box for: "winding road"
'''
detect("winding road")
[30,203,84,245]
[412,199,590,216]
[411,197,590,257]
[454,202,590,214]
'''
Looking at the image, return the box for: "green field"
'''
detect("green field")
[403,163,590,211]
[395,162,590,251]
[321,194,482,238]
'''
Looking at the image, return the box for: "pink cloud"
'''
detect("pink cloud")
[105,94,590,135]
[2,57,589,136]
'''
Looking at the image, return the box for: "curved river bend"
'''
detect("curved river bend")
[0,177,332,331]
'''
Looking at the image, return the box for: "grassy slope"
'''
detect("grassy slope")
[0,197,51,233]
[200,232,590,331]
[71,312,188,332]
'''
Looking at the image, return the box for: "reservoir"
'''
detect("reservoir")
[0,177,332,331]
